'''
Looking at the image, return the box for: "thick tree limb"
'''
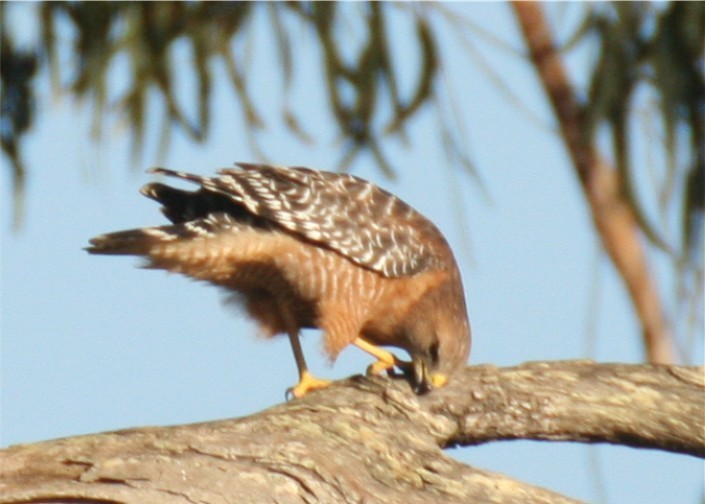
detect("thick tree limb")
[1,361,702,503]
[511,2,675,364]
[424,361,704,455]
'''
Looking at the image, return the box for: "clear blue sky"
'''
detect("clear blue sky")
[2,3,702,503]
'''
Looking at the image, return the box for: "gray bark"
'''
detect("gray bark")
[2,361,703,503]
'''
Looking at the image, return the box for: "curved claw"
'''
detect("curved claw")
[355,337,412,378]
[285,370,332,400]
[366,356,413,377]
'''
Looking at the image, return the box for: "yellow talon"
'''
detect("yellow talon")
[286,370,332,399]
[355,337,412,377]
[366,358,395,376]
[365,356,413,377]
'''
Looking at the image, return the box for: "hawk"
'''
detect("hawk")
[87,163,471,397]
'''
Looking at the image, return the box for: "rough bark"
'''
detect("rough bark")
[2,361,703,504]
[510,2,675,364]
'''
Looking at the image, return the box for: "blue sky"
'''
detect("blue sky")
[2,3,702,503]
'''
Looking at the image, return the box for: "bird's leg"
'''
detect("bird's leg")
[354,338,412,377]
[285,327,331,399]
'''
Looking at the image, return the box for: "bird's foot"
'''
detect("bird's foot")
[286,370,332,399]
[366,355,413,378]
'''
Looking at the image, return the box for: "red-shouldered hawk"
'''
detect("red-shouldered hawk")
[87,163,471,397]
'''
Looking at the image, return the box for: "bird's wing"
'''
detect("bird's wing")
[148,164,449,277]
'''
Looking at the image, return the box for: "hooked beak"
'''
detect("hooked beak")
[412,359,448,394]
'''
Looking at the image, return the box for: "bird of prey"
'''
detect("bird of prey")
[87,163,471,398]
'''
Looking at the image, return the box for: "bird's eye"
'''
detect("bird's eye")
[429,341,440,364]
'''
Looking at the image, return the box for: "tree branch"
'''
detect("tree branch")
[510,2,676,364]
[423,361,704,456]
[2,361,702,503]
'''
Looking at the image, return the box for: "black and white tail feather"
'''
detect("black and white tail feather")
[86,213,247,257]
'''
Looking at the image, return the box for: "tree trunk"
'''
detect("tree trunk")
[2,361,703,503]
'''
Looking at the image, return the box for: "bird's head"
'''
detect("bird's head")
[406,285,471,393]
